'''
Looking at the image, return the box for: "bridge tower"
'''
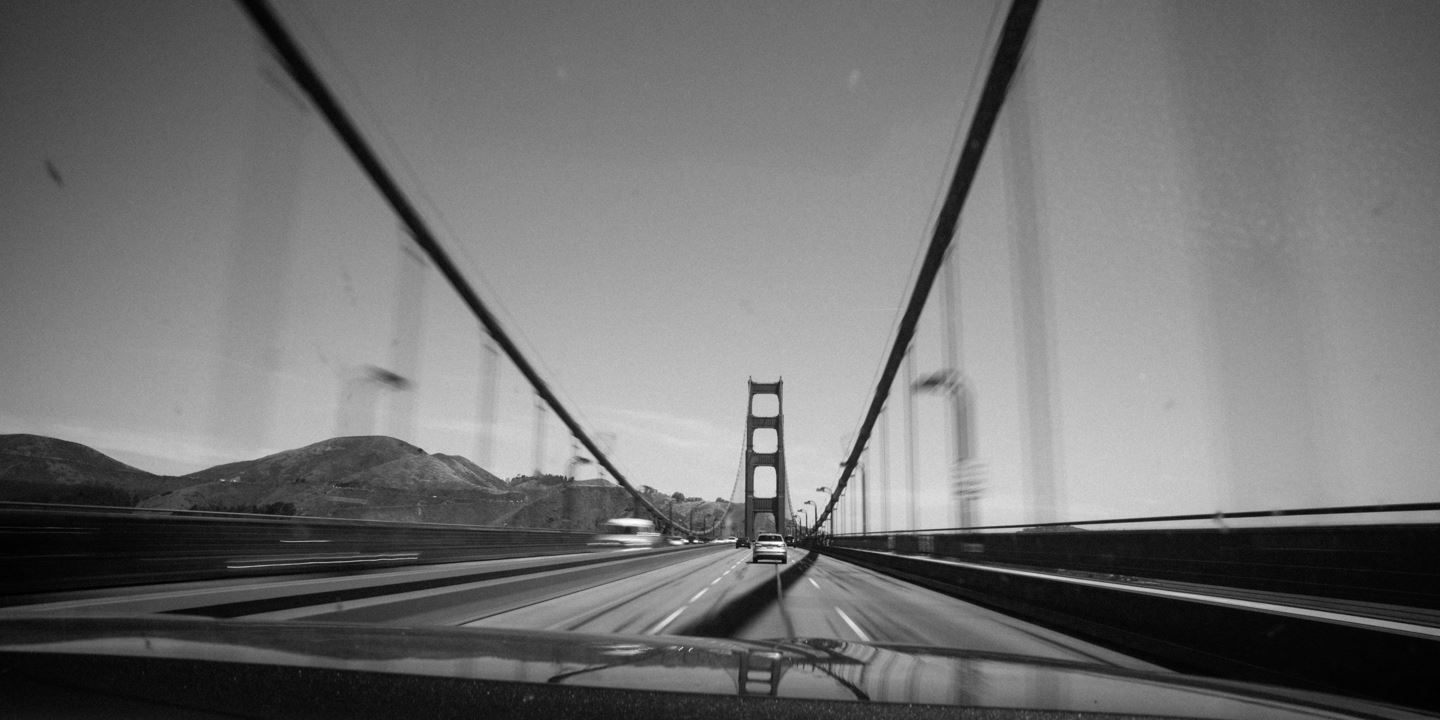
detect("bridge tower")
[743,379,787,539]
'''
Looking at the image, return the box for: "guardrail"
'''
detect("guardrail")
[817,520,1440,713]
[826,511,1440,610]
[820,543,1440,713]
[0,502,605,595]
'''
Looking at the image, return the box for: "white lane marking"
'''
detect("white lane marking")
[649,606,687,634]
[646,556,742,634]
[225,552,418,570]
[835,608,870,642]
[14,552,598,614]
[808,578,821,589]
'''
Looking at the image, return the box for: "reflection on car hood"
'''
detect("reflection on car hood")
[0,615,1426,719]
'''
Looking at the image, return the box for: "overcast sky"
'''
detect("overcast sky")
[3,1,1437,530]
[0,0,997,513]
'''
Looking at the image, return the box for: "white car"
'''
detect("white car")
[750,533,788,564]
[589,518,662,548]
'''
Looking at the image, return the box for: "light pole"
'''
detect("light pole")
[858,458,868,534]
[816,487,834,536]
[878,405,889,532]
[822,487,840,535]
[337,365,409,437]
[904,349,920,530]
[803,500,817,536]
[532,394,547,476]
[913,369,978,528]
[567,437,593,480]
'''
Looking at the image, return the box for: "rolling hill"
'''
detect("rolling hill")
[0,433,728,532]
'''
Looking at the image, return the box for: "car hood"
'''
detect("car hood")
[0,614,1426,719]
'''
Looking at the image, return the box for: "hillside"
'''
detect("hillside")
[141,436,526,521]
[0,434,192,505]
[180,436,427,486]
[498,479,731,533]
[0,434,728,533]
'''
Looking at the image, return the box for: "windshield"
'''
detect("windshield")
[2,1,1437,717]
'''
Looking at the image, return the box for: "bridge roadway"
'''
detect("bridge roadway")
[6,542,1158,673]
[461,546,1154,672]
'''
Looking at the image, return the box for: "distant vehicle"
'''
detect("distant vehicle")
[734,536,750,548]
[751,533,787,564]
[589,518,662,548]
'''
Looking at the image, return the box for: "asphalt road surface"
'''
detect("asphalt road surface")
[6,542,1157,671]
[463,546,1157,670]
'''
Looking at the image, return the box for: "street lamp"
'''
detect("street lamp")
[337,365,410,436]
[567,437,592,480]
[802,500,817,535]
[839,459,869,535]
[817,489,840,535]
[913,369,978,528]
[814,488,833,534]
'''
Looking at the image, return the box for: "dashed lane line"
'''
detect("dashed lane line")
[835,607,870,642]
[649,557,751,636]
[648,606,687,634]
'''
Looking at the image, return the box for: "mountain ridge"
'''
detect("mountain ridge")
[0,433,728,533]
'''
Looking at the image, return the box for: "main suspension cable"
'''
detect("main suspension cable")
[237,0,689,533]
[818,0,1041,531]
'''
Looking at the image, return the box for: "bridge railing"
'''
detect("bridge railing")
[0,501,600,596]
[826,503,1440,611]
[815,504,1440,713]
[817,534,1440,713]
